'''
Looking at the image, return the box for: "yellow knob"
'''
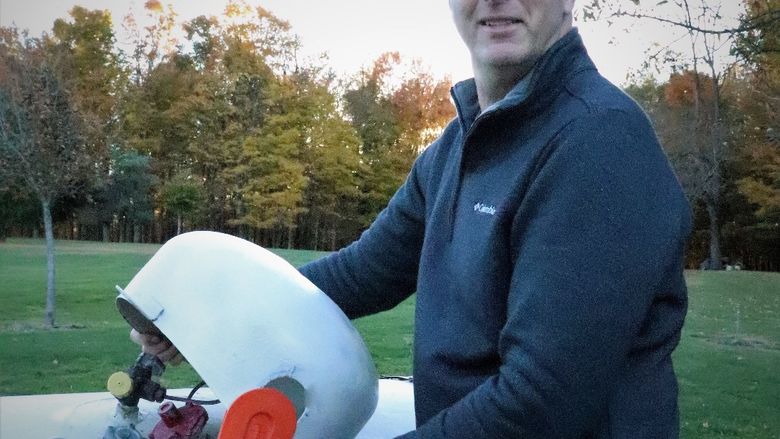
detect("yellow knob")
[107,371,133,398]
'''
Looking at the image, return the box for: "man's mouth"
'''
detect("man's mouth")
[479,18,522,27]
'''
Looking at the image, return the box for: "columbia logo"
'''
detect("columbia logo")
[473,202,497,216]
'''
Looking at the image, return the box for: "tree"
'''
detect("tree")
[75,147,155,243]
[50,7,127,241]
[734,0,780,225]
[51,6,125,142]
[123,0,179,82]
[120,2,304,243]
[196,4,283,237]
[735,96,780,222]
[0,28,94,327]
[301,113,362,249]
[344,53,454,226]
[121,55,199,180]
[662,68,733,269]
[231,76,308,247]
[0,185,38,241]
[295,68,363,250]
[194,2,307,246]
[111,148,156,242]
[160,171,203,236]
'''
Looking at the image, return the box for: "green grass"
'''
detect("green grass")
[1,239,779,438]
[674,271,780,438]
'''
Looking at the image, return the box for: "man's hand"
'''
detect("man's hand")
[130,329,185,365]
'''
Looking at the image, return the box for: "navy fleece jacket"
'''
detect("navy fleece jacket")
[300,29,692,438]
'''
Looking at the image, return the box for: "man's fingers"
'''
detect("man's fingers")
[129,328,143,345]
[129,328,181,363]
[155,342,181,362]
[143,340,172,356]
[169,352,185,366]
[130,329,161,346]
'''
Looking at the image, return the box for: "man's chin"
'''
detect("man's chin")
[474,46,532,65]
[476,53,535,75]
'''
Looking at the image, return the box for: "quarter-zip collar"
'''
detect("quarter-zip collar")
[450,28,594,136]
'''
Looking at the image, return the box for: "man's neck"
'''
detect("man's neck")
[474,64,531,110]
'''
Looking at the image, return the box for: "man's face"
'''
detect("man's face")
[449,0,574,72]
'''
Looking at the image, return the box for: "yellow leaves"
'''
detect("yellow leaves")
[144,0,163,13]
[225,2,251,18]
[738,140,780,219]
[255,6,292,33]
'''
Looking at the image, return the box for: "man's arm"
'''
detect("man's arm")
[401,110,692,437]
[300,149,431,319]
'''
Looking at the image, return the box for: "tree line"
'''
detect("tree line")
[0,1,777,266]
[1,0,778,266]
[0,1,454,254]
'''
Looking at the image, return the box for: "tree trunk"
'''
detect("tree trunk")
[41,199,56,328]
[176,214,182,236]
[313,217,319,251]
[154,217,162,244]
[102,223,110,242]
[705,199,722,270]
[133,223,142,243]
[70,216,78,240]
[287,225,294,249]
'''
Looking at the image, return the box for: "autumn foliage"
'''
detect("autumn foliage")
[1,0,777,272]
[0,1,454,253]
[664,71,715,107]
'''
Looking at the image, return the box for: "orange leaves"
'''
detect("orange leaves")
[390,68,454,150]
[359,52,454,154]
[367,52,402,88]
[664,70,715,107]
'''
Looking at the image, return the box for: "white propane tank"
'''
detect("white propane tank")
[0,380,416,439]
[115,231,379,439]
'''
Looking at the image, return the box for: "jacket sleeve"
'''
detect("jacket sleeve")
[299,150,430,319]
[399,110,692,438]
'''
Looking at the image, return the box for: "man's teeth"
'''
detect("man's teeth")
[482,19,520,26]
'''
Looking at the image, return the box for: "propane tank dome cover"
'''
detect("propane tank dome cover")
[115,295,162,335]
[116,231,379,439]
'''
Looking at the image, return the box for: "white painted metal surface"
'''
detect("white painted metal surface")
[0,379,416,438]
[114,231,379,438]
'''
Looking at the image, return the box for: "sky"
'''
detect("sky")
[0,0,745,87]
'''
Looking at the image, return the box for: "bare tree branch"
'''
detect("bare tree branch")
[606,8,780,36]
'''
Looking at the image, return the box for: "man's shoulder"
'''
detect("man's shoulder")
[562,71,650,123]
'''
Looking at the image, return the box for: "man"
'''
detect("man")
[134,0,692,436]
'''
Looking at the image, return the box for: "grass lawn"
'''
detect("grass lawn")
[674,270,780,438]
[1,238,778,438]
